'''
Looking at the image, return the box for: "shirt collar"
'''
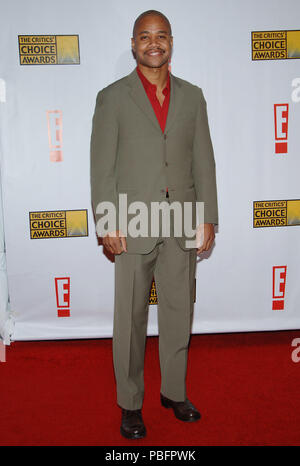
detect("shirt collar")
[136,66,170,96]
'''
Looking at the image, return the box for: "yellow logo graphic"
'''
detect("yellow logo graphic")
[148,278,196,304]
[253,200,300,227]
[18,35,80,65]
[29,210,88,239]
[149,278,157,305]
[252,30,300,60]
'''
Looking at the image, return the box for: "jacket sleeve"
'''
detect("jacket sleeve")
[90,89,119,236]
[192,88,218,225]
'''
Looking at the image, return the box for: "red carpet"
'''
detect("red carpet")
[0,330,300,446]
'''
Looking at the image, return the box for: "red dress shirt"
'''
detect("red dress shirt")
[136,66,170,195]
[136,66,170,133]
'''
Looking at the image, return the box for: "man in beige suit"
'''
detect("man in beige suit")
[90,10,218,439]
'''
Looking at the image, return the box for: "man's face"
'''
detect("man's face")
[131,14,173,69]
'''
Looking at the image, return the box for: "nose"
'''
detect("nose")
[149,35,160,48]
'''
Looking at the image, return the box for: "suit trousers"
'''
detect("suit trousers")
[113,227,197,410]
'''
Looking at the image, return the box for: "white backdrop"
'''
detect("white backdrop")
[0,0,299,342]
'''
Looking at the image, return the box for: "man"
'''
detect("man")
[90,10,218,439]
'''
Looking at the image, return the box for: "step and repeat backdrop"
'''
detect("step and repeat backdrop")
[0,0,299,341]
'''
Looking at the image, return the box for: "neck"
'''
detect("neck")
[137,62,169,91]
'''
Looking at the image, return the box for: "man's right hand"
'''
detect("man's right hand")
[103,230,127,255]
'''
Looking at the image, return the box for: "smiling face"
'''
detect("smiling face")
[131,14,173,69]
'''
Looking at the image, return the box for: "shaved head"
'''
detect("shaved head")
[132,10,172,38]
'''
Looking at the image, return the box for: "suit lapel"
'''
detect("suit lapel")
[127,68,161,132]
[164,73,184,134]
[126,68,184,134]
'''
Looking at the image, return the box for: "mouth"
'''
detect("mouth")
[145,50,164,56]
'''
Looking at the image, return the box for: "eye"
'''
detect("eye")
[158,35,166,39]
[140,36,148,40]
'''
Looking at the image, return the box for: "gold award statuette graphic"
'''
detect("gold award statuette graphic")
[252,30,300,60]
[253,200,300,228]
[29,210,88,239]
[18,35,80,65]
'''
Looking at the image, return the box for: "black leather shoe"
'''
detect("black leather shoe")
[120,408,146,439]
[160,393,201,422]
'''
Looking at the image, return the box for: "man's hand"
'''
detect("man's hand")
[196,223,215,255]
[103,230,127,255]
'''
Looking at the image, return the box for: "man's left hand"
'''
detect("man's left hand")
[196,223,215,255]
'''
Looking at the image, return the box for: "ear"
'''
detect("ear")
[131,37,135,51]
